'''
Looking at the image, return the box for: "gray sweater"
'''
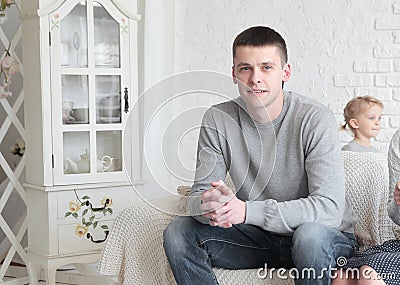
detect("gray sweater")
[388,129,400,225]
[342,140,380,153]
[189,91,354,235]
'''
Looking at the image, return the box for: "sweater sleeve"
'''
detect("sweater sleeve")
[388,130,400,225]
[245,109,346,234]
[187,107,228,224]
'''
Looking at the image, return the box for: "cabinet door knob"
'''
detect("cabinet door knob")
[124,87,129,113]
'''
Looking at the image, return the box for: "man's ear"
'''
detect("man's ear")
[282,63,291,82]
[349,118,359,129]
[232,66,238,84]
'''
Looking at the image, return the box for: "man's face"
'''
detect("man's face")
[232,45,291,111]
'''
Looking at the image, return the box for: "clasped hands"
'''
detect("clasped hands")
[200,180,246,228]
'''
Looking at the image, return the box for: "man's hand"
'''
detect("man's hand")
[200,180,246,228]
[394,181,400,206]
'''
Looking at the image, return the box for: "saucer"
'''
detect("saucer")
[98,117,120,123]
[68,120,89,124]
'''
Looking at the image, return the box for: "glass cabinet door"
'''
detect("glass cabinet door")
[96,75,121,124]
[62,75,89,125]
[50,0,131,185]
[93,1,120,68]
[60,2,88,68]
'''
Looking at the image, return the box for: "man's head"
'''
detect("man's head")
[232,26,288,68]
[231,26,291,120]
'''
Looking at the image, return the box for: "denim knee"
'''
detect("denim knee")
[163,216,202,256]
[291,222,336,267]
[164,217,188,254]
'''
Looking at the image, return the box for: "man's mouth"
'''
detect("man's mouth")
[248,89,268,94]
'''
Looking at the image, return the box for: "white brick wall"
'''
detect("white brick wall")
[172,0,400,154]
[353,60,392,73]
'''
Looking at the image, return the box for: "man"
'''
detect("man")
[164,26,357,285]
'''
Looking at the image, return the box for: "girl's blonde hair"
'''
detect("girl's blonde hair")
[341,96,384,132]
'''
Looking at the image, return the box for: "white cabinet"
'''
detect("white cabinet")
[51,0,133,185]
[21,0,141,284]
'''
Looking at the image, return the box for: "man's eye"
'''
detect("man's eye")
[263,66,272,70]
[240,67,250,71]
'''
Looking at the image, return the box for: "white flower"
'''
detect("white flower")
[1,0,13,10]
[16,138,25,149]
[2,55,19,75]
[0,47,19,97]
[9,138,25,156]
[9,145,16,153]
[0,85,11,98]
[0,0,13,20]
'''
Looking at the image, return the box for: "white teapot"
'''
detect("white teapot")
[77,149,90,173]
[77,149,113,173]
[64,158,78,174]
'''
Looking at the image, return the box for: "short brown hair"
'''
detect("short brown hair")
[341,96,384,132]
[232,26,287,67]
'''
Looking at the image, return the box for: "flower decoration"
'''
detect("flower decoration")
[0,0,14,24]
[68,201,81,213]
[100,197,113,207]
[0,42,19,98]
[75,224,88,237]
[9,138,25,157]
[65,191,113,243]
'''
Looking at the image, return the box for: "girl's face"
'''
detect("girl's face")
[351,104,383,140]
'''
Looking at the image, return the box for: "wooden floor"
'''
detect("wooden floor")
[3,265,88,285]
[5,275,104,285]
[0,267,118,285]
[40,278,78,284]
[4,275,78,285]
[3,263,117,285]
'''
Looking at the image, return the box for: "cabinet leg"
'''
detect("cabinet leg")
[44,266,57,285]
[27,260,40,285]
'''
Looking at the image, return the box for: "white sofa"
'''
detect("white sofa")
[97,152,400,285]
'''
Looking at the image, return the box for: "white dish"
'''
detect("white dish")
[98,117,120,123]
[95,62,115,66]
[66,120,89,124]
[96,92,120,98]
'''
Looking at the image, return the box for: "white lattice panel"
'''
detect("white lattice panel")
[0,0,28,284]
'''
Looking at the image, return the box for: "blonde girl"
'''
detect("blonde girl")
[341,96,383,153]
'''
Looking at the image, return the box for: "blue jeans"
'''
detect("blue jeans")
[163,217,357,285]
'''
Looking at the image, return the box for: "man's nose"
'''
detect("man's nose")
[250,68,262,84]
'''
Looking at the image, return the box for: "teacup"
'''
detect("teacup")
[101,156,121,172]
[62,101,75,123]
[72,108,89,122]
